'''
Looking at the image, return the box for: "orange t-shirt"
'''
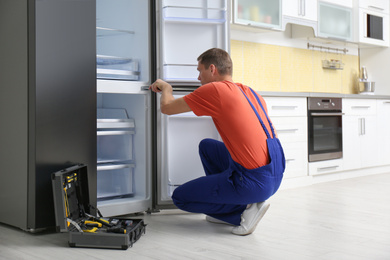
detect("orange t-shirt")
[183,81,274,169]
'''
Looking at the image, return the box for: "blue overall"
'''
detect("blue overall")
[172,87,285,226]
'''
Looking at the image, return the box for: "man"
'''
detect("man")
[150,48,285,236]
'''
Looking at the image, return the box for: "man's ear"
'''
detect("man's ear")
[209,64,217,75]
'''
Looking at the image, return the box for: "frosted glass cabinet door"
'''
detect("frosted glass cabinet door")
[234,0,282,29]
[96,0,150,81]
[158,0,229,84]
[318,2,352,41]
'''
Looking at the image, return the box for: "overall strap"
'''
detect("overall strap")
[238,87,275,139]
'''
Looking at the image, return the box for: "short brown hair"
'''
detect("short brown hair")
[197,48,232,76]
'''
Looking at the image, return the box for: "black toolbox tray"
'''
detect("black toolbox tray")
[52,164,145,250]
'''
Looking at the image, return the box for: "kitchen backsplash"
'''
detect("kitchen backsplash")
[231,40,359,94]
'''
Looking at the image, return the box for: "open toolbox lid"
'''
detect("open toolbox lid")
[51,164,92,232]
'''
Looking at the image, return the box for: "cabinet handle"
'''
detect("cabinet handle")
[318,166,339,171]
[271,105,298,110]
[358,118,366,136]
[277,129,299,133]
[286,159,295,162]
[302,0,306,16]
[368,5,384,11]
[351,106,371,109]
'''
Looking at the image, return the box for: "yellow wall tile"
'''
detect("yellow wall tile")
[231,40,359,94]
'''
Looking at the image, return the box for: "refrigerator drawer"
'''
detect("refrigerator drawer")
[97,130,134,163]
[97,164,135,201]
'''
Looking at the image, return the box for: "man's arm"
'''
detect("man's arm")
[150,79,192,115]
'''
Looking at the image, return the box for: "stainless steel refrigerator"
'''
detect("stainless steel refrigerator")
[95,0,229,216]
[0,0,96,231]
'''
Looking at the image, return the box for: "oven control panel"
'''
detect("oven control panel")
[308,97,342,111]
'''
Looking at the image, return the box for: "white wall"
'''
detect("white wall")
[360,47,390,95]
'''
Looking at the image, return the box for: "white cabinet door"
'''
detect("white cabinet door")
[342,99,378,171]
[376,100,390,166]
[283,0,317,22]
[342,115,361,170]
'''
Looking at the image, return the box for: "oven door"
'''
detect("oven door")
[308,111,343,162]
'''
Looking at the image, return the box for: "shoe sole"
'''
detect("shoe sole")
[232,202,270,236]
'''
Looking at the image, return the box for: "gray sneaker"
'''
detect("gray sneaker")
[231,201,270,236]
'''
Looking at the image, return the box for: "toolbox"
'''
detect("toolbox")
[52,164,146,250]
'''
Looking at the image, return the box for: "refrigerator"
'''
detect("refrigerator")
[0,0,96,231]
[96,0,230,215]
[96,0,229,216]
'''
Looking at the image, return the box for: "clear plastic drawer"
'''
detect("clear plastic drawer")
[97,108,135,163]
[97,164,135,201]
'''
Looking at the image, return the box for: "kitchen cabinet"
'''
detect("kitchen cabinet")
[376,99,390,166]
[343,99,378,171]
[263,97,308,179]
[354,0,389,47]
[318,2,353,41]
[283,0,317,29]
[232,0,282,30]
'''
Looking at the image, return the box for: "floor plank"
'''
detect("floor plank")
[1,173,390,260]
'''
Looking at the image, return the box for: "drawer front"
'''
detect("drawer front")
[343,99,377,116]
[282,142,308,179]
[308,159,343,176]
[263,97,307,117]
[272,116,307,143]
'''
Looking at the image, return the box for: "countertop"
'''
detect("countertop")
[258,91,390,99]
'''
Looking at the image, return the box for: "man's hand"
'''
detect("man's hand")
[149,79,172,93]
[149,79,191,115]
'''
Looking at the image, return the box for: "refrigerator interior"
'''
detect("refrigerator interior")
[157,93,220,205]
[96,0,150,82]
[159,0,229,84]
[96,0,152,216]
[96,92,151,216]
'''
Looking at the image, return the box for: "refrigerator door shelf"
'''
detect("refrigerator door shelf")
[162,0,226,9]
[159,0,229,84]
[97,163,135,201]
[163,6,226,22]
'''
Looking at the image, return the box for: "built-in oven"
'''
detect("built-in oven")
[308,97,343,162]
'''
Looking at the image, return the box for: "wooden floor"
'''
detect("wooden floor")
[1,172,390,260]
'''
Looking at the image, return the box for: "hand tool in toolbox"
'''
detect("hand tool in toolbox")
[52,164,146,249]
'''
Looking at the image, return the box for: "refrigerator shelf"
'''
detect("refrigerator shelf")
[96,26,135,37]
[97,55,140,81]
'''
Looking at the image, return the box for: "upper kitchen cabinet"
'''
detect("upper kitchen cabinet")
[232,0,282,30]
[96,0,151,83]
[318,1,353,41]
[354,0,389,47]
[283,0,317,32]
[158,0,229,85]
